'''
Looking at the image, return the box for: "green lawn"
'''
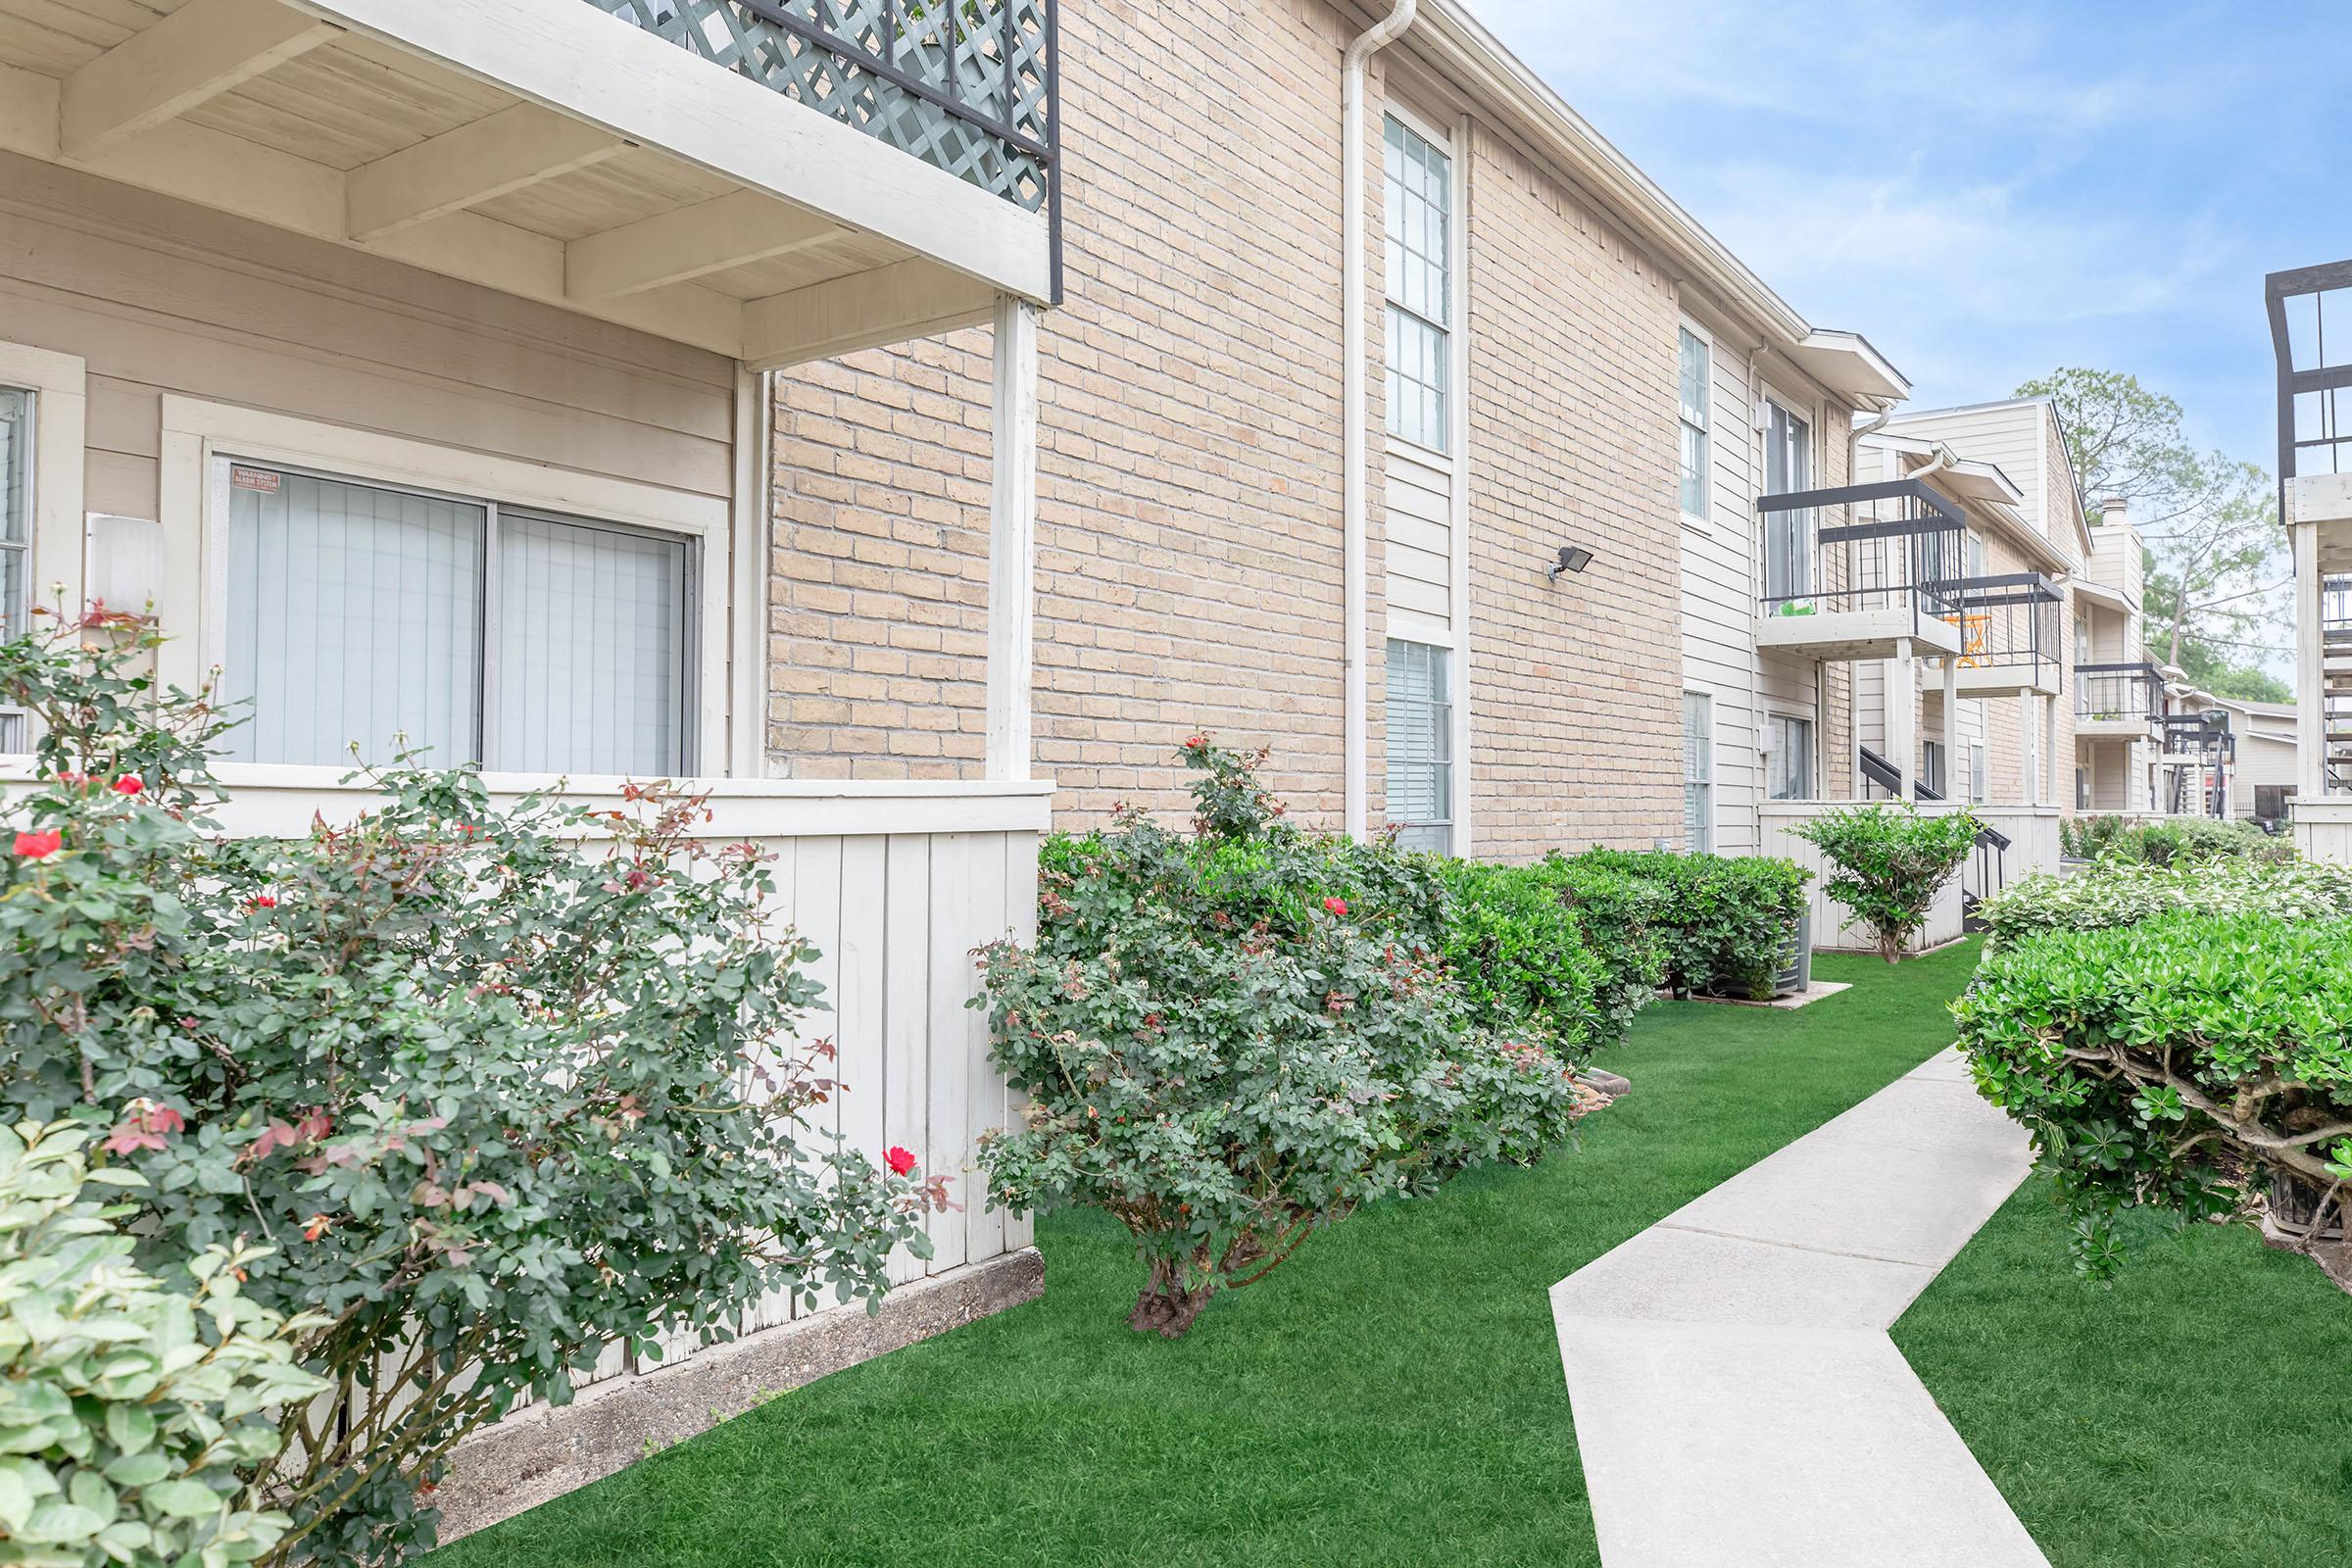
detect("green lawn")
[1895,1178,2352,1567]
[437,944,1979,1568]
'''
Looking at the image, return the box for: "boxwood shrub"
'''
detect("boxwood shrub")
[1560,848,1809,1000]
[1974,859,2352,952]
[1957,906,2352,1291]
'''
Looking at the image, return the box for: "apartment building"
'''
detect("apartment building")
[767,0,1905,860]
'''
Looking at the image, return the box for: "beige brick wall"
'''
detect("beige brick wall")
[1455,124,1684,858]
[764,7,1710,852]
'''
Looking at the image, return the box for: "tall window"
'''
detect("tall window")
[2077,765,2091,810]
[1767,713,1814,801]
[0,388,31,752]
[1921,739,1947,800]
[1683,691,1713,850]
[220,460,694,774]
[1384,117,1450,453]
[1678,328,1710,519]
[1970,743,1988,804]
[1385,639,1452,853]
[2023,699,2040,806]
[1762,402,1811,600]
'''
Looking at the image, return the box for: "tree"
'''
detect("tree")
[2018,369,2289,694]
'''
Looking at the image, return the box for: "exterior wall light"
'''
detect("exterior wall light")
[1548,545,1595,582]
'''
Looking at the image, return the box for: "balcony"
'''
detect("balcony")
[1941,572,2064,698]
[1756,478,1967,662]
[0,0,1057,365]
[2076,662,2162,737]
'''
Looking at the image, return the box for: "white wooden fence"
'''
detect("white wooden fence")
[188,766,1050,1399]
[2295,799,2352,863]
[1759,801,2064,953]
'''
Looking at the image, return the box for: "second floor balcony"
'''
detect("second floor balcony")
[1756,478,1967,662]
[2076,662,2162,737]
[0,0,1058,367]
[1941,572,2064,698]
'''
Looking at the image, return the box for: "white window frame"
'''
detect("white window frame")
[1921,737,1947,800]
[1969,741,1988,804]
[1683,687,1715,851]
[1382,109,1453,458]
[0,343,89,753]
[1760,391,1815,603]
[157,397,733,780]
[1676,319,1712,526]
[1383,636,1454,855]
[1766,710,1815,802]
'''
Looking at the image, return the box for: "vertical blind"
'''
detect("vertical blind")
[1385,638,1452,853]
[221,461,690,773]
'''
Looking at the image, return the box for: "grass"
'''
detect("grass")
[1895,1179,2352,1566]
[436,943,1979,1568]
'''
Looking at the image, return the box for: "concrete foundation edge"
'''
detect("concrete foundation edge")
[431,1247,1047,1541]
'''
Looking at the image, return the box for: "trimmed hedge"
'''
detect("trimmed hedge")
[1560,848,1810,1001]
[1429,858,1608,1055]
[1974,859,2352,952]
[2060,812,2284,865]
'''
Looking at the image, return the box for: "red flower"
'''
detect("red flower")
[885,1146,918,1176]
[13,830,61,860]
[110,776,143,796]
[102,1101,184,1157]
[246,893,278,909]
[303,1213,333,1242]
[54,771,88,788]
[1183,735,1206,749]
[1323,897,1348,917]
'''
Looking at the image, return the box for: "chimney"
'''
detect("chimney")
[2100,495,2128,530]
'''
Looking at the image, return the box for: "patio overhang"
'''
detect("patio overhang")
[0,0,1056,368]
[1787,328,1910,406]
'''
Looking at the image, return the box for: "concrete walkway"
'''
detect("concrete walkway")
[1552,1048,2049,1568]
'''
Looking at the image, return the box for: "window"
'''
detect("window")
[1762,401,1811,600]
[1677,328,1710,519]
[1683,691,1713,850]
[1384,639,1453,853]
[1767,713,1814,801]
[1965,529,1987,580]
[1921,739,1947,800]
[1384,117,1450,453]
[2255,784,2290,823]
[2076,765,2091,810]
[2074,616,2092,666]
[0,387,30,751]
[1969,743,1987,804]
[218,459,694,774]
[2023,699,2040,806]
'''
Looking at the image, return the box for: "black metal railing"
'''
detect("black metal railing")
[2076,660,2162,724]
[587,0,1060,276]
[2158,710,2234,817]
[2267,260,2352,506]
[1941,571,2064,686]
[1756,478,1966,633]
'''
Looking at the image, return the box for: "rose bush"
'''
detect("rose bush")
[977,741,1597,1338]
[0,621,943,1564]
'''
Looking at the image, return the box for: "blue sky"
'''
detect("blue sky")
[1472,0,2352,472]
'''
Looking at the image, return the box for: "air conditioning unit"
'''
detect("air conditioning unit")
[1773,908,1812,998]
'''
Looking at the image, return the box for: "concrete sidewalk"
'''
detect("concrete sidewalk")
[1552,1048,2048,1568]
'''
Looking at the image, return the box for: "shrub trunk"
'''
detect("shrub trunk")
[1128,1257,1219,1339]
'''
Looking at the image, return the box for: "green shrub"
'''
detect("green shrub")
[1561,849,1808,1000]
[1792,802,1979,961]
[0,624,943,1564]
[1976,859,2352,952]
[982,742,1596,1338]
[1955,910,2352,1291]
[1429,858,1606,1054]
[1537,858,1669,1039]
[0,1119,329,1568]
[2061,812,2282,865]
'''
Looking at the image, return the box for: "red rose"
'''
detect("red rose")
[1183,735,1206,749]
[303,1213,333,1242]
[13,830,61,859]
[247,893,278,909]
[1323,897,1348,916]
[110,776,143,796]
[885,1145,918,1176]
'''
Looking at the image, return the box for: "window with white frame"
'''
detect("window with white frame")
[1384,116,1450,453]
[2023,698,2040,806]
[1970,742,1987,804]
[2077,765,2091,810]
[1677,328,1710,519]
[1385,638,1452,853]
[0,387,29,751]
[217,459,694,774]
[1683,691,1713,850]
[1767,713,1814,801]
[1921,739,1947,800]
[1761,401,1812,600]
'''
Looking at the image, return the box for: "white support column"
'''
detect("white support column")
[2295,519,2326,801]
[1941,656,1959,798]
[1891,638,1916,801]
[985,295,1040,783]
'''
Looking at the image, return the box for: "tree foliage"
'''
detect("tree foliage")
[1792,803,1979,962]
[2018,368,2287,689]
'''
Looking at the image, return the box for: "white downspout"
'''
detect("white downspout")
[1342,0,1417,840]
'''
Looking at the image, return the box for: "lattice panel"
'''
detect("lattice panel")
[588,0,1051,212]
